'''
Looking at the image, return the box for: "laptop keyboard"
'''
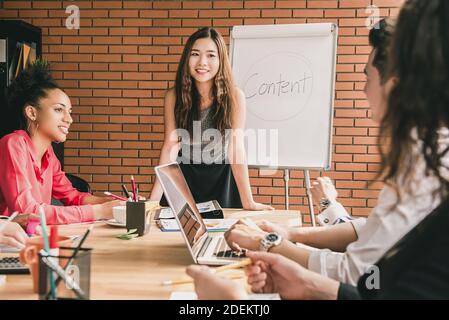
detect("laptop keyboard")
[0,257,30,275]
[198,236,213,258]
[213,237,243,258]
[198,235,245,260]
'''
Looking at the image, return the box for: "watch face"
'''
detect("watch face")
[267,233,279,242]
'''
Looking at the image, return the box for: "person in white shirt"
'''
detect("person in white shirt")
[222,18,433,286]
[189,15,449,294]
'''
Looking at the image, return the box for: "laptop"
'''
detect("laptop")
[155,162,245,265]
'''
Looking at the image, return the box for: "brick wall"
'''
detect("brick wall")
[0,0,404,223]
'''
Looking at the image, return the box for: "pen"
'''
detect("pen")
[39,206,56,300]
[131,175,137,202]
[121,184,130,199]
[162,274,243,286]
[71,225,94,261]
[162,258,251,286]
[104,191,128,201]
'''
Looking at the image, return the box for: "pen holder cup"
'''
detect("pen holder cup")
[126,200,160,236]
[37,247,92,300]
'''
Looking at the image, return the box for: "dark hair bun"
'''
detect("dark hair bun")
[3,59,60,135]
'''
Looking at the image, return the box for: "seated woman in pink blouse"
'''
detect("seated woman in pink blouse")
[0,61,122,233]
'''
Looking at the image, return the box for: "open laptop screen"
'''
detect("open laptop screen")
[177,203,205,247]
[155,163,207,248]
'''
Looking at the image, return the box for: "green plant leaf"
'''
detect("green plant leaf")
[125,229,138,235]
[116,228,139,240]
[116,233,139,240]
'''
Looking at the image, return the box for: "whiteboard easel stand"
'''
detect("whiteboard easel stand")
[284,169,289,210]
[304,170,316,227]
[283,169,316,227]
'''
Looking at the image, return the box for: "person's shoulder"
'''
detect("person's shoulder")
[165,87,176,100]
[232,86,245,104]
[0,130,28,150]
[233,86,245,100]
[164,87,176,107]
[232,86,246,112]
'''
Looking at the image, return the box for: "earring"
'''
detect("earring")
[27,118,38,133]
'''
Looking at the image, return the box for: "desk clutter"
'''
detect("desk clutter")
[157,218,237,232]
[154,200,232,232]
[0,210,301,299]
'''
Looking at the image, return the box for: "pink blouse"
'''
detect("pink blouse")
[0,130,94,231]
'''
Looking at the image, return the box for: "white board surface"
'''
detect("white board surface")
[230,23,338,169]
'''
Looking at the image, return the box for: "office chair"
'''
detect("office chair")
[66,173,91,193]
[51,174,91,206]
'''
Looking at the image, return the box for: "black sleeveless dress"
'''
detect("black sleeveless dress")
[160,106,242,208]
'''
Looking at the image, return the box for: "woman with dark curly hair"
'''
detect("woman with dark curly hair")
[0,61,123,234]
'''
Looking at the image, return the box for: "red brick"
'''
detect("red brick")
[0,9,19,17]
[4,1,32,9]
[169,10,198,18]
[353,155,382,163]
[199,10,229,18]
[110,10,139,18]
[19,9,48,18]
[230,9,260,17]
[336,145,367,153]
[293,9,324,17]
[340,0,371,8]
[245,1,275,9]
[276,1,306,9]
[93,1,122,9]
[307,1,338,8]
[261,9,292,17]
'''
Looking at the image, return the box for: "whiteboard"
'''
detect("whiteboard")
[230,23,338,170]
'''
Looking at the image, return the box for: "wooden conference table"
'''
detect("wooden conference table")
[0,209,301,300]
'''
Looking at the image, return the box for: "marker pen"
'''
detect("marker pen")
[49,225,60,281]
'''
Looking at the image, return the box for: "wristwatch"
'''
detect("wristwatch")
[319,198,332,212]
[259,233,283,252]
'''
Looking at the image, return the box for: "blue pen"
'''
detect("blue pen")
[39,206,56,300]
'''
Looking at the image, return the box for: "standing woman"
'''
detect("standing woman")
[0,60,122,233]
[150,27,273,211]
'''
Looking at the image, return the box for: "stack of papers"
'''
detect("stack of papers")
[170,291,281,300]
[157,218,237,232]
[154,201,222,220]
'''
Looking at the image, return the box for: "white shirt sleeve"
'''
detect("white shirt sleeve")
[350,217,367,237]
[316,202,350,226]
[307,129,449,285]
[308,177,443,285]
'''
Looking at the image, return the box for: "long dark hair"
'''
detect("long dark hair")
[368,18,394,83]
[380,0,449,197]
[174,27,234,136]
[2,59,60,137]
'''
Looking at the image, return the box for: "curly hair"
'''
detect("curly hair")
[380,0,449,197]
[3,59,60,137]
[174,27,234,136]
